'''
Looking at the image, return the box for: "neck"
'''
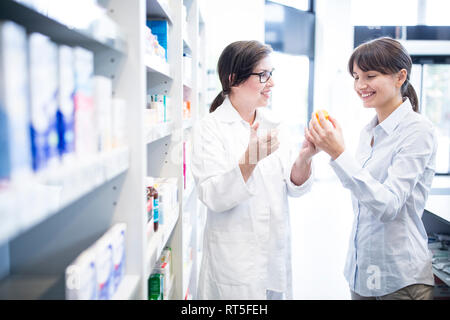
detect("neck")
[229,93,257,125]
[376,96,404,124]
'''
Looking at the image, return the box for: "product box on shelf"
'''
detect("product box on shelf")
[110,223,127,293]
[148,272,163,300]
[74,46,96,157]
[94,232,114,300]
[65,249,97,300]
[93,75,113,152]
[146,20,168,61]
[0,20,32,185]
[57,44,76,161]
[65,223,127,300]
[29,32,60,172]
[146,176,179,228]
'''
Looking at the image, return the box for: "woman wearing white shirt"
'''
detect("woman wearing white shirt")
[192,40,317,300]
[307,37,437,300]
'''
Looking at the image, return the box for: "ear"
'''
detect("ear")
[396,69,407,88]
[228,73,236,86]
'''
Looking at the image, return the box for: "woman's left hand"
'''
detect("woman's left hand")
[299,127,320,162]
[306,111,345,160]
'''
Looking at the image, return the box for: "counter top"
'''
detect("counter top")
[425,176,450,223]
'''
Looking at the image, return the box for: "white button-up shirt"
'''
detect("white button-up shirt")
[330,98,438,297]
[192,96,313,299]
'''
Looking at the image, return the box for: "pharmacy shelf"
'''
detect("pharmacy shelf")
[183,77,193,89]
[146,205,180,278]
[111,275,140,300]
[145,122,175,144]
[166,274,176,300]
[182,178,196,209]
[146,0,173,23]
[0,275,61,300]
[0,0,206,301]
[182,118,194,130]
[0,273,139,300]
[0,147,130,245]
[0,0,126,56]
[183,37,193,55]
[145,53,171,79]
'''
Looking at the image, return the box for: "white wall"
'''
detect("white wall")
[200,0,265,88]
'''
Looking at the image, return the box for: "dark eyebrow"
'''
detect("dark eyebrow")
[255,68,274,73]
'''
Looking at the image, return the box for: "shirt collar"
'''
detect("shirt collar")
[378,98,413,135]
[215,95,277,126]
[365,98,413,136]
[214,96,245,123]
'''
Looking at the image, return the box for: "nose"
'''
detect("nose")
[355,78,367,91]
[266,76,275,87]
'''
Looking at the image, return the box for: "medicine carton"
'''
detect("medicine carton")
[0,21,32,184]
[65,250,97,300]
[93,76,113,152]
[29,32,59,171]
[110,223,126,292]
[57,45,76,160]
[73,46,96,157]
[146,20,168,61]
[94,234,114,300]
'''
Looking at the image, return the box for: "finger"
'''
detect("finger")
[251,122,259,135]
[318,111,333,131]
[327,115,339,129]
[270,141,280,154]
[312,114,326,137]
[304,131,314,145]
[308,125,320,143]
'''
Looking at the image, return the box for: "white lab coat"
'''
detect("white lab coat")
[191,97,313,299]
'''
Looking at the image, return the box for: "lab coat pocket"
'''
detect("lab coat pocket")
[208,230,257,286]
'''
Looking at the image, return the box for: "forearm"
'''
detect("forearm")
[239,148,257,182]
[290,154,312,186]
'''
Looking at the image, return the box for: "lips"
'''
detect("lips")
[261,90,271,99]
[361,91,375,100]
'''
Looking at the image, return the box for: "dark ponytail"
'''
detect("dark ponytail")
[209,40,272,113]
[348,37,420,113]
[210,91,226,113]
[403,81,419,112]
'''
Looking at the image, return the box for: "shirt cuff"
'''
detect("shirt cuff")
[329,149,361,187]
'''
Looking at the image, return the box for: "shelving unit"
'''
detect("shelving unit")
[0,0,207,300]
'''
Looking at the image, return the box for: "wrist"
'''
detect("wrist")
[297,150,313,166]
[331,147,345,160]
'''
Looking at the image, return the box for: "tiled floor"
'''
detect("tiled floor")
[289,156,354,299]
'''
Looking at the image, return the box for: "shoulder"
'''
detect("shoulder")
[193,111,226,143]
[397,112,437,150]
[401,111,436,137]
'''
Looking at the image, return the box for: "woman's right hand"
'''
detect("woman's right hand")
[239,122,279,182]
[240,122,280,165]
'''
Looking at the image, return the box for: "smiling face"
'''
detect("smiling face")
[233,56,275,107]
[352,63,404,110]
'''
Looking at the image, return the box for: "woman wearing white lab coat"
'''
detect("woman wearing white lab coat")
[306,38,437,299]
[192,40,317,300]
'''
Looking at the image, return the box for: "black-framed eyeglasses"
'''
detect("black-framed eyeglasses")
[250,69,274,83]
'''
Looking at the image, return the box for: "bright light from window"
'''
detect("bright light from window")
[265,3,285,23]
[267,0,309,11]
[351,0,418,26]
[426,0,450,25]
